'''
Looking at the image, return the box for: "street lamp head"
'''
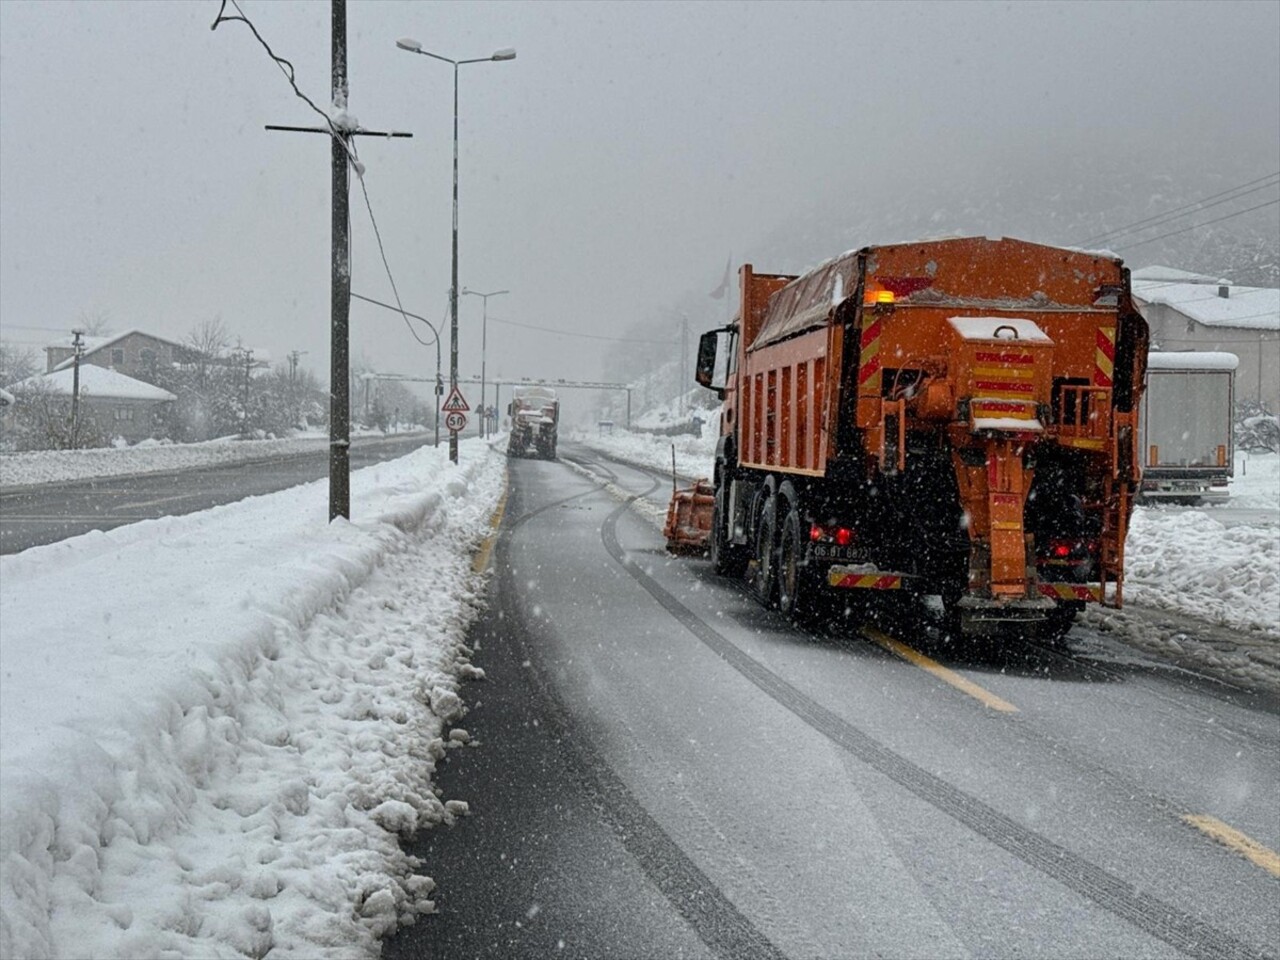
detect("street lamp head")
[396,37,423,52]
[491,48,517,61]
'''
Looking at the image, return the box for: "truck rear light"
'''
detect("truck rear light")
[1041,538,1099,563]
[809,524,856,545]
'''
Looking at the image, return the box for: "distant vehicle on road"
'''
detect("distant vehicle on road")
[1139,351,1238,505]
[507,386,559,460]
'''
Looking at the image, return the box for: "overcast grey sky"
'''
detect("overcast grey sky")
[2,0,1277,395]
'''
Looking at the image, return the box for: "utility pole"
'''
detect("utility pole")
[264,0,411,521]
[69,329,84,449]
[234,347,255,437]
[680,314,689,417]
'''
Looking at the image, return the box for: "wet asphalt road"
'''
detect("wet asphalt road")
[388,444,1279,960]
[0,433,435,554]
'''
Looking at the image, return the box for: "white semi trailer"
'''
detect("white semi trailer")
[1139,351,1238,504]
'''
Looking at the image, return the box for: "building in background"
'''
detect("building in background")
[7,365,176,445]
[45,330,202,380]
[1131,266,1280,411]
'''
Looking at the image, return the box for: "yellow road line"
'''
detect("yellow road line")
[863,627,1019,714]
[1182,814,1280,877]
[471,471,510,574]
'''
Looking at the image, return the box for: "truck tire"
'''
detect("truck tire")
[778,502,821,624]
[751,496,778,607]
[709,485,747,578]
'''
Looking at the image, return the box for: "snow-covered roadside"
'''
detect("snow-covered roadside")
[0,429,425,489]
[0,439,505,958]
[573,423,717,482]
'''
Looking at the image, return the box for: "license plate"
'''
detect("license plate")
[813,544,859,561]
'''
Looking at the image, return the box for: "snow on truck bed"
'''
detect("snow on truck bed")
[0,439,505,958]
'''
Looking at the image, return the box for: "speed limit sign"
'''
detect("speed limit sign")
[445,411,468,433]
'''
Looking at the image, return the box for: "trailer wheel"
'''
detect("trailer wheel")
[710,485,747,578]
[751,496,778,607]
[778,503,820,625]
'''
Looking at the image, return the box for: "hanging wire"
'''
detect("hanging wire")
[486,316,673,345]
[350,142,434,349]
[1114,198,1279,252]
[211,0,362,170]
[1076,171,1280,246]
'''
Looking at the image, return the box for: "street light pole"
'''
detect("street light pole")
[462,288,509,437]
[397,38,515,463]
[350,291,442,447]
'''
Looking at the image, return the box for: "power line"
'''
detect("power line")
[1113,198,1280,252]
[351,149,433,349]
[212,0,363,171]
[486,316,673,345]
[1077,171,1280,246]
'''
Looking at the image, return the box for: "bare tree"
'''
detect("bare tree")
[76,310,114,337]
[185,317,231,387]
[8,379,105,451]
[0,341,38,387]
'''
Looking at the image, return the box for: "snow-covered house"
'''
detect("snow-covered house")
[8,365,176,443]
[1131,266,1280,412]
[45,329,202,380]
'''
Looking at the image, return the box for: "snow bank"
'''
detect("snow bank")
[0,439,505,958]
[1124,508,1278,636]
[0,430,423,488]
[574,416,719,481]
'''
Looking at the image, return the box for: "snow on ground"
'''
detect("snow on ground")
[0,438,505,958]
[574,415,719,482]
[0,428,425,489]
[1121,451,1279,636]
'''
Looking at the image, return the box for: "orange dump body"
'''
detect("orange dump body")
[697,236,1149,633]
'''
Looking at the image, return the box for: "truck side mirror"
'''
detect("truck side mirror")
[506,402,513,416]
[695,330,722,396]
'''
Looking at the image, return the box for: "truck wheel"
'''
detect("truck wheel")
[751,497,778,607]
[710,485,747,578]
[778,504,820,624]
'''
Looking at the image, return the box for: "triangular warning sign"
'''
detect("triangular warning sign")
[440,386,470,413]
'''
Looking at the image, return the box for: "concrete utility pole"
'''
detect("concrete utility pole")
[239,348,256,436]
[264,0,411,521]
[680,314,689,416]
[69,329,84,449]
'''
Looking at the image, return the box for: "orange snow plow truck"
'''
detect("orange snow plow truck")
[670,237,1149,639]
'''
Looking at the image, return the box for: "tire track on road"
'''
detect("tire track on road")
[499,466,789,960]
[599,490,1272,960]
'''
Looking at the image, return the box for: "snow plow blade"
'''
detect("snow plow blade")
[664,480,715,555]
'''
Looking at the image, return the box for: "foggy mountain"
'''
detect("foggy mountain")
[601,147,1278,413]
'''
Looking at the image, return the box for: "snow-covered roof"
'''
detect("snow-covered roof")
[1147,350,1239,371]
[8,365,177,401]
[1132,280,1279,331]
[1130,265,1221,284]
[48,329,191,371]
[44,333,112,353]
